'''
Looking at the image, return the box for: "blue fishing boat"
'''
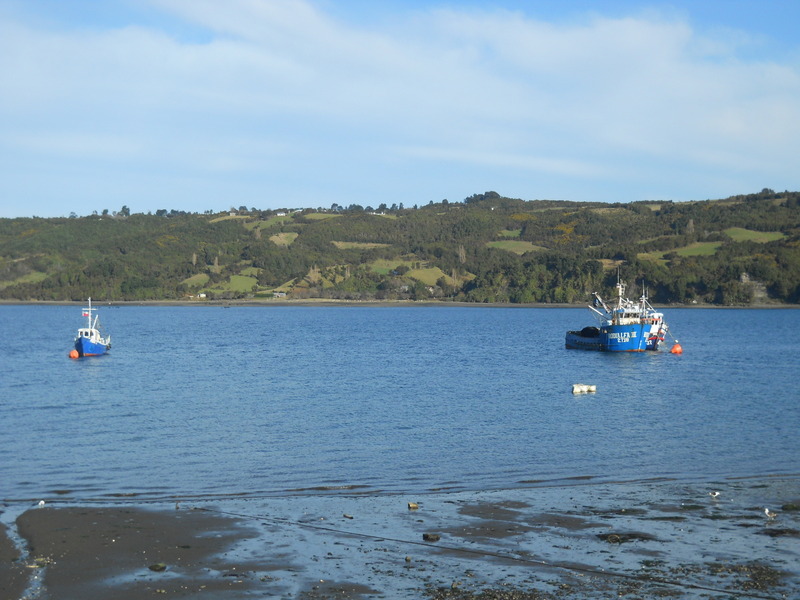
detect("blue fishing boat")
[565,279,668,352]
[71,298,111,358]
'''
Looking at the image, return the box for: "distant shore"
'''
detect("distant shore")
[0,298,795,308]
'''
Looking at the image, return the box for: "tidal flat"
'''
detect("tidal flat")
[3,477,798,599]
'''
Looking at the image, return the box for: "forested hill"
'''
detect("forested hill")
[1,189,799,305]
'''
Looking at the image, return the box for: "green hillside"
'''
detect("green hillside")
[1,189,799,305]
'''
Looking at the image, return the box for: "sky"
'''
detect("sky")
[1,0,799,218]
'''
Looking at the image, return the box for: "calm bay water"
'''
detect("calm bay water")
[1,305,798,502]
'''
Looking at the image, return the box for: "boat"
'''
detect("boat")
[71,298,111,357]
[565,279,668,352]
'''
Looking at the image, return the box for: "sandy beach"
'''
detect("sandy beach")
[2,477,798,599]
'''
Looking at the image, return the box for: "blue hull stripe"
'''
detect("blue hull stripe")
[601,324,649,351]
[566,324,660,352]
[75,338,109,356]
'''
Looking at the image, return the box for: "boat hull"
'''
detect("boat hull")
[75,336,109,357]
[565,327,603,351]
[566,324,662,352]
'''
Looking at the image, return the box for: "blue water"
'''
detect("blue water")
[1,305,798,502]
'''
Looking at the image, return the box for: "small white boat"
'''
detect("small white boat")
[71,298,111,358]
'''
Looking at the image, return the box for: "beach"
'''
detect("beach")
[2,477,798,599]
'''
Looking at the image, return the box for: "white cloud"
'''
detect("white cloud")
[0,0,799,216]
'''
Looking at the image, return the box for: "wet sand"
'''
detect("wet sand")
[3,477,799,599]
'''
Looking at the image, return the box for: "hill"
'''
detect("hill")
[1,189,799,305]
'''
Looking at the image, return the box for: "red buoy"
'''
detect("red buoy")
[69,349,79,359]
[670,343,683,355]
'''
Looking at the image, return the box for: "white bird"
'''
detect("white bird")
[708,491,720,500]
[764,507,777,520]
[37,500,45,508]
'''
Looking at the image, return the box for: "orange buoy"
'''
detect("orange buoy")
[69,349,79,359]
[670,343,683,355]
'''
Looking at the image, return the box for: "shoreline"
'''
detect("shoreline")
[0,298,796,309]
[0,298,576,308]
[3,477,798,599]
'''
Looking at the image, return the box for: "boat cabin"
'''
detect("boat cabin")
[77,328,102,342]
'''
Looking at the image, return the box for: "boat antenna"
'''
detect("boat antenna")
[84,297,96,329]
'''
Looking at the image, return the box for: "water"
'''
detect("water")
[1,305,798,502]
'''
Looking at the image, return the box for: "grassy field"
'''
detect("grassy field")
[244,215,294,230]
[588,207,631,214]
[212,275,258,293]
[635,251,667,265]
[0,270,48,290]
[209,214,249,224]
[303,213,340,221]
[332,241,391,249]
[182,273,258,293]
[408,266,448,285]
[369,258,415,275]
[181,273,210,287]
[366,258,449,285]
[724,227,785,243]
[637,229,783,264]
[269,232,298,246]
[486,240,547,255]
[598,259,624,270]
[675,241,724,256]
[638,241,723,263]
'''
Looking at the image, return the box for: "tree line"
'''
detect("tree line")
[1,188,798,304]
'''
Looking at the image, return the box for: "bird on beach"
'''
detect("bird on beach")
[37,500,45,508]
[708,491,720,500]
[764,507,777,520]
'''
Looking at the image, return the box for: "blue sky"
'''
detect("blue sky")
[1,0,799,217]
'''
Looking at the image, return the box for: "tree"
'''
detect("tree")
[2,190,800,304]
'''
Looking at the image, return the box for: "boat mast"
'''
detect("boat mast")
[85,297,97,330]
[614,269,626,310]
